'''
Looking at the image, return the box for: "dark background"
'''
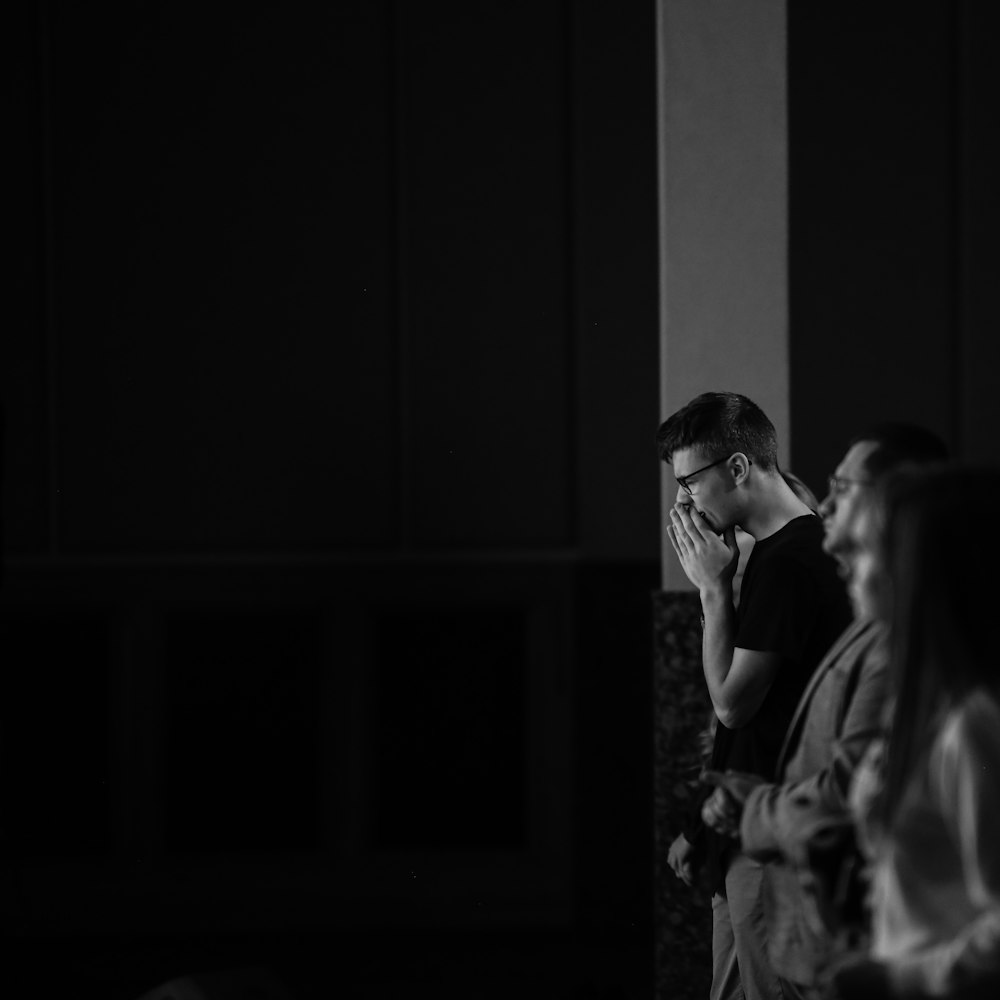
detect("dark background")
[4,2,998,998]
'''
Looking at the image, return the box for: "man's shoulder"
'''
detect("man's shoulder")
[750,516,828,578]
[827,618,887,664]
[739,514,853,645]
[805,619,889,707]
[769,513,825,551]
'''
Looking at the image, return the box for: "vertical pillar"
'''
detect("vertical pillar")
[657,0,788,590]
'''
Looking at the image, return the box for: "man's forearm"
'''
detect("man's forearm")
[701,585,737,717]
[740,774,842,861]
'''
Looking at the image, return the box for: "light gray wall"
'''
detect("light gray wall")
[657,0,788,589]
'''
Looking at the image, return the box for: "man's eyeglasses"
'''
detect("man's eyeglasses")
[825,474,871,498]
[676,455,739,495]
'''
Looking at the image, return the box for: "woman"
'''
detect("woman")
[838,468,1000,998]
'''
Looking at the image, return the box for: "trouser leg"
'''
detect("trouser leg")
[711,891,743,1000]
[724,853,789,1000]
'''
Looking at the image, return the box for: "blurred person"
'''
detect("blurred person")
[658,392,852,1000]
[700,425,948,998]
[818,424,948,575]
[783,471,820,512]
[833,469,1000,999]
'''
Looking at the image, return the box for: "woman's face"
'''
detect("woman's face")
[847,505,890,622]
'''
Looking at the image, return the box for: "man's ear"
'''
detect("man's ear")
[729,453,751,484]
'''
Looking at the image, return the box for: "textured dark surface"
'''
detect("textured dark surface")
[653,590,713,1000]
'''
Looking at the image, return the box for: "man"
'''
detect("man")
[700,423,949,998]
[819,423,950,572]
[659,392,852,1000]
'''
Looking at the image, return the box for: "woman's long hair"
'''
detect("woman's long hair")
[878,467,1000,829]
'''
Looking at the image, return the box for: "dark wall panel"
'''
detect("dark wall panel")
[789,5,956,490]
[163,609,324,853]
[574,1,659,560]
[401,2,573,547]
[5,3,49,554]
[0,612,112,855]
[7,0,661,561]
[370,606,527,849]
[50,2,397,552]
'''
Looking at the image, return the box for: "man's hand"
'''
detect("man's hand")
[701,787,741,837]
[700,770,764,838]
[667,832,697,887]
[667,504,739,595]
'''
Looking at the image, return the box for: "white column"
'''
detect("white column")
[657,0,788,590]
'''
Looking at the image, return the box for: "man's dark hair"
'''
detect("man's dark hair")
[656,392,778,472]
[850,423,950,480]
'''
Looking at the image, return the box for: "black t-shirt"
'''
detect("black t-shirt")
[688,514,852,884]
[711,513,853,780]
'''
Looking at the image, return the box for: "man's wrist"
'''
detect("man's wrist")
[699,584,731,608]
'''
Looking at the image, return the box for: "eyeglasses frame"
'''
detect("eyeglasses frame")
[676,453,751,495]
[825,474,871,498]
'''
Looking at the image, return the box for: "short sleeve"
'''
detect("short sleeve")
[735,557,819,663]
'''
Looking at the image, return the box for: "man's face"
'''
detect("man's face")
[845,504,889,622]
[818,440,879,567]
[670,446,736,534]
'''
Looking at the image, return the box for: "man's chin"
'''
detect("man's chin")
[823,543,851,578]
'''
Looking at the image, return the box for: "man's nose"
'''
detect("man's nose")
[675,484,688,504]
[817,493,835,519]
